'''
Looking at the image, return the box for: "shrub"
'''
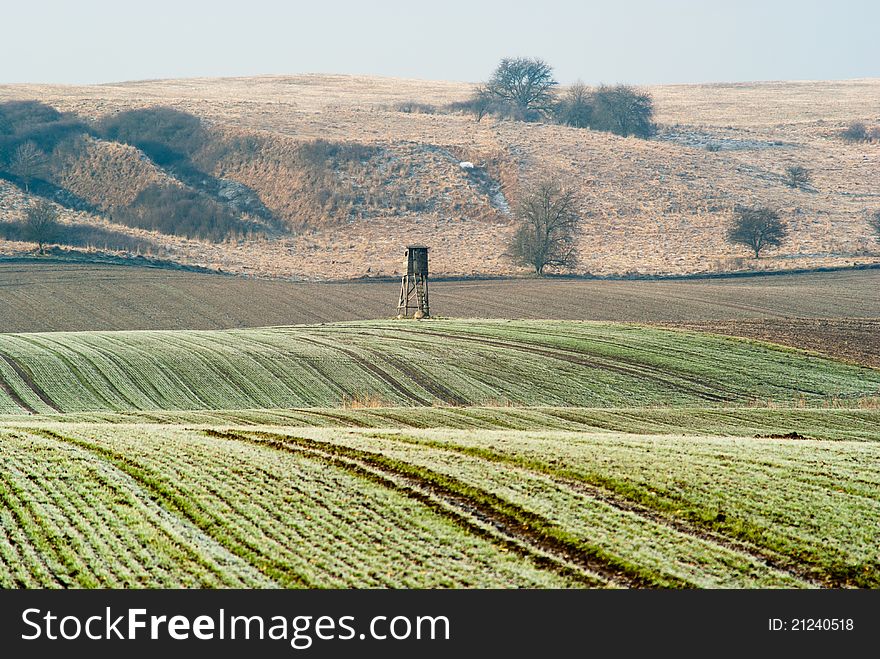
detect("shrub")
[841,122,868,142]
[590,85,656,138]
[393,101,438,114]
[784,165,811,189]
[555,81,593,128]
[869,210,880,242]
[296,139,376,168]
[447,87,495,122]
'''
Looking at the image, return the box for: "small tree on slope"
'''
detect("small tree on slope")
[509,180,582,275]
[24,200,61,254]
[727,206,787,258]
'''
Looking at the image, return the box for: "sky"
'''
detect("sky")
[1,0,877,85]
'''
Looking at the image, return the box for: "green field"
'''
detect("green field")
[0,320,877,414]
[1,320,878,589]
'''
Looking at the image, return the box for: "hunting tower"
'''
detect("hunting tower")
[397,245,429,319]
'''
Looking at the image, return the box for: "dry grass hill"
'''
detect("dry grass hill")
[1,75,878,279]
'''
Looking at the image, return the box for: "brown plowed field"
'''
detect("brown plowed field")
[0,260,876,368]
[672,318,880,368]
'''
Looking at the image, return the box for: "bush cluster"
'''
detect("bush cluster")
[448,58,656,138]
[113,184,257,241]
[97,107,208,166]
[0,101,90,154]
[841,122,880,142]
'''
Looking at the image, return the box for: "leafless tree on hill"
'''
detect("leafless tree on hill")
[8,141,48,193]
[555,81,593,128]
[727,206,787,258]
[468,86,495,122]
[24,200,61,254]
[590,85,656,138]
[485,57,558,119]
[509,180,582,275]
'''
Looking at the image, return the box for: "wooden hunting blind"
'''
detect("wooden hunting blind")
[397,245,429,318]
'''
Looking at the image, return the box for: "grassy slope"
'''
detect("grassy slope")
[0,320,877,414]
[2,77,879,279]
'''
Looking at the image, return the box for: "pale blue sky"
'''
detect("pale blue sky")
[1,0,877,85]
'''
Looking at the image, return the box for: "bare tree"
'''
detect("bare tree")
[23,200,60,254]
[590,85,656,138]
[485,57,558,119]
[509,180,581,275]
[784,165,811,189]
[453,85,496,122]
[8,141,48,193]
[555,81,593,128]
[727,206,787,258]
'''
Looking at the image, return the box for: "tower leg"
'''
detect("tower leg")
[397,276,408,317]
[397,274,429,318]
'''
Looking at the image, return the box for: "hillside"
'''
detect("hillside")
[0,320,877,415]
[1,75,878,279]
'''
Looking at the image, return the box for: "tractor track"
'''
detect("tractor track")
[0,352,61,413]
[221,429,686,589]
[371,432,825,588]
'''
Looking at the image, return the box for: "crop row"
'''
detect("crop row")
[0,321,876,414]
[8,407,879,442]
[342,427,880,586]
[0,429,272,587]
[7,420,874,588]
[1,425,574,588]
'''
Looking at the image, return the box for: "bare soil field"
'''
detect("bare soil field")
[0,260,876,369]
[1,75,878,279]
[674,318,880,369]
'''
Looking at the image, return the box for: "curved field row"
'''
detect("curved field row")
[328,427,880,587]
[0,320,876,415]
[4,422,876,587]
[9,407,879,441]
[2,426,575,589]
[0,429,272,588]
